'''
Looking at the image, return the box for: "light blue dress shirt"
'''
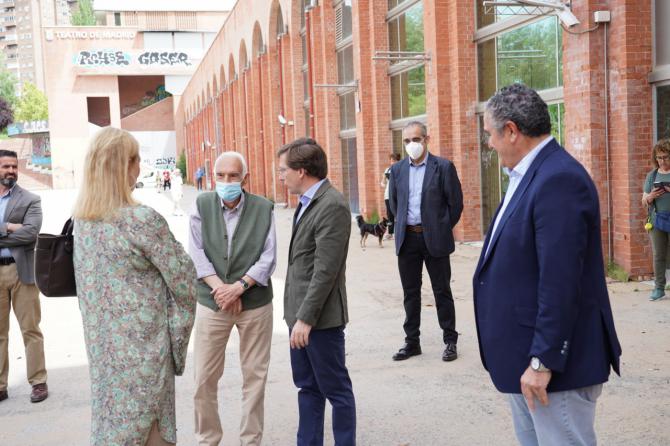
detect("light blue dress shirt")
[407,158,427,225]
[485,136,554,257]
[0,186,15,258]
[297,178,327,222]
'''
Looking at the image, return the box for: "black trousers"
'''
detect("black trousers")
[397,231,457,345]
[385,199,395,235]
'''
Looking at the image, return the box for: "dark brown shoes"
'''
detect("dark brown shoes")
[0,389,7,402]
[30,383,48,403]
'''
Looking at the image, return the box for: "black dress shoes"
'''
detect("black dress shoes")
[442,343,458,362]
[392,343,422,361]
[0,389,7,402]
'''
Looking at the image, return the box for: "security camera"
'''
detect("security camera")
[278,114,288,126]
[556,8,580,27]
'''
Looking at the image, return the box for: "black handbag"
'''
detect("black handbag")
[34,218,76,297]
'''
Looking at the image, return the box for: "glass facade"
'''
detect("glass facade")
[478,16,563,100]
[656,0,670,67]
[337,45,355,85]
[341,138,360,213]
[658,85,670,140]
[390,65,426,120]
[477,15,564,235]
[339,91,356,131]
[388,1,424,63]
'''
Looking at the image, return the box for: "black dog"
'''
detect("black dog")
[356,215,389,248]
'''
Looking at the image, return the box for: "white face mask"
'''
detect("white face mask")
[405,141,424,160]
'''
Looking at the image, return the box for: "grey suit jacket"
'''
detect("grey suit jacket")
[284,180,351,330]
[0,184,42,284]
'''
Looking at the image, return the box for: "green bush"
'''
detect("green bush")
[177,152,187,183]
[606,261,629,282]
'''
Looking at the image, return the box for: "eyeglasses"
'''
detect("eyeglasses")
[277,167,289,175]
[403,137,424,145]
[656,156,670,161]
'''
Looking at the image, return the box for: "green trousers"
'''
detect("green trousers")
[650,227,670,289]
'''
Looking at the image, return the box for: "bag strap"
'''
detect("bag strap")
[650,169,660,215]
[61,218,74,236]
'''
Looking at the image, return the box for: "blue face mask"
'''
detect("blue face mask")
[216,181,242,201]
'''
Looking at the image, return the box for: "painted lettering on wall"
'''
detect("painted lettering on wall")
[75,50,131,66]
[45,30,137,41]
[138,52,191,66]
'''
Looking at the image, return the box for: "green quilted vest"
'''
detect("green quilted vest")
[195,191,273,311]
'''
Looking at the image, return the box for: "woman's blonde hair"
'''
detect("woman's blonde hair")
[73,127,140,220]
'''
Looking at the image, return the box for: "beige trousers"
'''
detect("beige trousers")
[0,263,47,391]
[193,302,273,446]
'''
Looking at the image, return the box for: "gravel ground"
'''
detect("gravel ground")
[0,184,668,445]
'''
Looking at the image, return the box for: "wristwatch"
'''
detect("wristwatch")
[530,357,551,372]
[238,278,250,290]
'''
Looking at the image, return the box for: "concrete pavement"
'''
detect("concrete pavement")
[0,184,669,445]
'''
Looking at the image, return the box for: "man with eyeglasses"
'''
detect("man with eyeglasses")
[388,121,464,362]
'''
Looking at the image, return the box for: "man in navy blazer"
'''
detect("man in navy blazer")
[473,84,621,445]
[389,121,463,362]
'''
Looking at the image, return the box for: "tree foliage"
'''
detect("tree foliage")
[0,54,16,107]
[71,0,96,26]
[0,98,13,132]
[15,82,48,122]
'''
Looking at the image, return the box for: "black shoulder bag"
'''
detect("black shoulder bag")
[34,218,77,297]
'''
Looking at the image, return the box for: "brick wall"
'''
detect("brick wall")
[176,0,657,277]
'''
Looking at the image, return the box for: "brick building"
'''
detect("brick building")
[41,1,230,188]
[178,0,669,278]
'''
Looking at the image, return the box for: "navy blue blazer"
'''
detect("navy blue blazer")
[388,153,463,257]
[472,139,622,394]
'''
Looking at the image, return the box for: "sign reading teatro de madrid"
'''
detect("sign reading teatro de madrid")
[74,50,193,68]
[45,30,136,41]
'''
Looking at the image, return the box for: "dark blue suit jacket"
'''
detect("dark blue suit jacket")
[473,139,622,394]
[388,153,463,257]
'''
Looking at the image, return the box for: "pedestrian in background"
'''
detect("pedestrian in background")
[473,84,621,445]
[171,168,184,216]
[642,138,670,301]
[189,152,276,446]
[163,169,172,191]
[381,153,401,240]
[388,121,463,362]
[278,138,356,446]
[196,166,205,191]
[73,127,196,446]
[0,149,48,404]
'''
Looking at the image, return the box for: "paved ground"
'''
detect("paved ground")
[1,183,669,445]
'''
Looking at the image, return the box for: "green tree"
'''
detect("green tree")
[71,0,96,26]
[0,54,17,107]
[15,82,48,122]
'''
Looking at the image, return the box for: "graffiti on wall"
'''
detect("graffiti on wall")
[138,52,191,66]
[74,50,192,68]
[75,50,131,66]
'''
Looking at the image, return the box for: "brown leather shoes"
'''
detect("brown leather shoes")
[30,383,48,403]
[0,389,7,402]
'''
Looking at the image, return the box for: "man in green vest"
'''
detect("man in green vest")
[278,138,356,445]
[189,151,276,446]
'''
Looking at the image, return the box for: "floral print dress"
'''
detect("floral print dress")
[74,205,196,446]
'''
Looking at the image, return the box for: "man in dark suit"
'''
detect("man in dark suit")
[0,150,47,404]
[388,121,463,362]
[473,84,622,445]
[278,138,356,446]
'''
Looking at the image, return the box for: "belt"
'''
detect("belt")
[0,257,15,265]
[406,224,423,233]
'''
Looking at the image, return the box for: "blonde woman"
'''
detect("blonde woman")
[73,127,196,445]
